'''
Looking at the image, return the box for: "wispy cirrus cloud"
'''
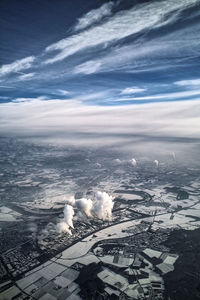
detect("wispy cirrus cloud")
[57,89,70,96]
[121,87,146,95]
[0,96,9,100]
[0,85,14,89]
[174,79,200,86]
[73,60,102,75]
[72,20,200,76]
[74,91,111,102]
[13,96,48,103]
[74,2,114,31]
[18,72,35,81]
[1,0,200,109]
[45,0,198,64]
[118,90,200,102]
[12,91,110,104]
[0,56,35,77]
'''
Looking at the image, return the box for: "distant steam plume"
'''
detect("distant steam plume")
[114,158,122,164]
[130,158,137,166]
[154,159,159,167]
[171,151,176,160]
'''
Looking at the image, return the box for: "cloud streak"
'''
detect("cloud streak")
[18,73,35,81]
[118,90,200,102]
[73,60,102,75]
[74,2,114,31]
[0,56,35,77]
[45,0,198,64]
[121,87,146,95]
[0,98,199,148]
[174,79,200,86]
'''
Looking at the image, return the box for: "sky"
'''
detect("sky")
[0,0,200,155]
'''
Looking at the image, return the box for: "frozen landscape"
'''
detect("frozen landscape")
[0,138,200,299]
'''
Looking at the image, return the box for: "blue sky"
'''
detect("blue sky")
[1,0,200,105]
[0,0,200,152]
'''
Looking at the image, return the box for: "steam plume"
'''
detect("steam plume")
[171,151,176,160]
[93,191,114,220]
[57,191,114,235]
[114,158,122,164]
[130,158,137,166]
[64,204,74,228]
[75,198,93,217]
[57,221,72,235]
[154,159,159,167]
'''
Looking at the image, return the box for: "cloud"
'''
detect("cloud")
[18,73,35,81]
[70,35,199,75]
[71,16,200,76]
[71,43,164,75]
[57,89,70,95]
[0,56,35,77]
[75,91,110,102]
[0,85,14,89]
[74,2,114,31]
[0,98,200,153]
[45,0,197,64]
[13,96,48,103]
[121,87,146,95]
[73,61,102,75]
[118,90,200,101]
[12,98,36,103]
[0,96,10,100]
[174,79,200,86]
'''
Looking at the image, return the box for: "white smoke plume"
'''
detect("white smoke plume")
[130,158,137,166]
[57,191,114,235]
[114,158,122,164]
[57,221,72,235]
[93,191,114,221]
[154,159,159,167]
[75,198,93,217]
[171,151,176,160]
[64,204,74,228]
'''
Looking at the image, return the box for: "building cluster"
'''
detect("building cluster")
[38,214,127,256]
[1,245,40,278]
[99,224,172,257]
